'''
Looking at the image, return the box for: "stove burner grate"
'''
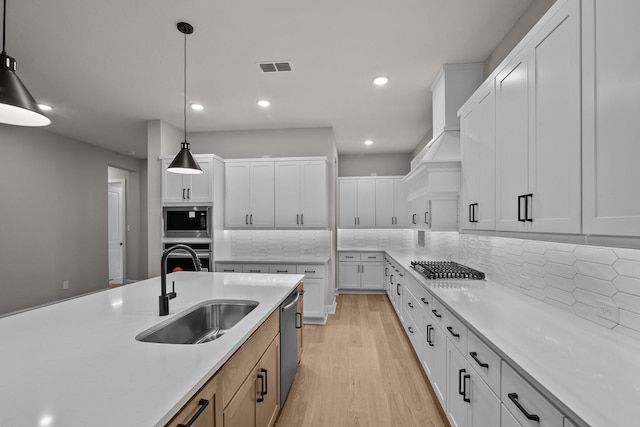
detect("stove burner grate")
[410,261,485,280]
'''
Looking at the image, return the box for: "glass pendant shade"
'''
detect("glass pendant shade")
[0,51,50,127]
[167,142,203,174]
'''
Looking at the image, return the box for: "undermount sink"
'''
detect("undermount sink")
[136,300,259,344]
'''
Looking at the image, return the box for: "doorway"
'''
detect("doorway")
[108,179,126,286]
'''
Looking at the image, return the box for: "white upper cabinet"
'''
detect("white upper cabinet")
[339,178,376,228]
[162,156,213,205]
[495,0,581,233]
[582,0,640,236]
[375,178,410,227]
[225,161,274,227]
[275,160,327,228]
[460,80,496,230]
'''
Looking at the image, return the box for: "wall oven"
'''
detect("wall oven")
[163,206,211,238]
[163,242,212,272]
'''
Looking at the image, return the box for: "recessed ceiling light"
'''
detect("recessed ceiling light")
[257,99,271,108]
[190,103,204,111]
[364,140,374,146]
[38,104,53,111]
[373,76,389,86]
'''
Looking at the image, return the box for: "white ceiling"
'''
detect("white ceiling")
[8,0,533,157]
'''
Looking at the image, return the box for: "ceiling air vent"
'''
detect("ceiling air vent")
[257,61,293,73]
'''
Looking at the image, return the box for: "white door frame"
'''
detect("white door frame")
[108,179,126,284]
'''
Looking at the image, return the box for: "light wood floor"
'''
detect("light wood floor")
[276,294,449,427]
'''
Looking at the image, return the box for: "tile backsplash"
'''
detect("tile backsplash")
[418,232,640,341]
[338,228,415,250]
[218,230,331,259]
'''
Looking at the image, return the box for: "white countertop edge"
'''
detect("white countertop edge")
[215,257,330,263]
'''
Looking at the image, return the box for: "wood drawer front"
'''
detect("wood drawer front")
[221,310,279,408]
[243,264,269,273]
[217,263,243,273]
[443,308,467,355]
[338,252,360,261]
[296,264,325,278]
[268,264,297,274]
[361,252,384,262]
[166,375,221,427]
[501,362,563,427]
[468,331,502,396]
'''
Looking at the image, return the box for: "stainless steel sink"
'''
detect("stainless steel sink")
[136,300,259,344]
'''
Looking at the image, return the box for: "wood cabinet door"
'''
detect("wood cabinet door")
[582,0,640,236]
[528,0,581,233]
[274,161,300,228]
[167,375,222,427]
[249,162,275,227]
[223,371,257,427]
[256,337,280,427]
[495,49,529,232]
[225,162,251,227]
[299,160,327,228]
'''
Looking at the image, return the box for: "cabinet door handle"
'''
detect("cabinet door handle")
[432,309,442,318]
[470,351,489,368]
[385,267,389,277]
[357,217,360,225]
[304,270,316,274]
[257,372,265,403]
[187,188,191,199]
[463,374,471,403]
[421,297,429,305]
[408,326,414,334]
[525,193,533,222]
[390,275,394,285]
[469,203,473,223]
[261,368,268,395]
[407,302,414,308]
[249,269,260,273]
[357,264,360,273]
[297,214,300,225]
[412,213,417,225]
[182,188,186,200]
[355,217,357,225]
[361,264,364,273]
[296,312,303,329]
[177,398,210,427]
[276,270,288,273]
[458,368,466,397]
[447,326,460,338]
[396,283,401,296]
[426,325,434,346]
[246,214,249,225]
[301,214,303,224]
[223,269,235,272]
[518,195,526,222]
[424,212,429,224]
[250,214,253,225]
[508,393,540,422]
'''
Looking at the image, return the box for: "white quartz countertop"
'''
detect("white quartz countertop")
[383,249,640,427]
[0,272,303,427]
[215,256,329,263]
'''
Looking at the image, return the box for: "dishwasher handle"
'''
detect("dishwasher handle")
[282,291,300,311]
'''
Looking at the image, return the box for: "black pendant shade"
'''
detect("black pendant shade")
[0,0,50,127]
[167,141,202,174]
[167,22,202,175]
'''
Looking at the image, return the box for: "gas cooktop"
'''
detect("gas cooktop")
[410,261,485,280]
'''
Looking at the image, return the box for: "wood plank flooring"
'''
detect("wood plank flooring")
[276,294,449,427]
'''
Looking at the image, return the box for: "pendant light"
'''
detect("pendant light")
[0,0,50,126]
[167,22,202,175]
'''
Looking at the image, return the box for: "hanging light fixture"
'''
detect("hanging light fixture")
[0,0,50,126]
[167,22,202,175]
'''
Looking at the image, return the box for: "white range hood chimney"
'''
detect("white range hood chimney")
[405,63,483,197]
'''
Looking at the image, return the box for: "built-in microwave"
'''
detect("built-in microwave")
[163,206,211,237]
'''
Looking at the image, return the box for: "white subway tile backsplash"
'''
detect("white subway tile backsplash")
[573,302,617,329]
[544,298,574,313]
[574,246,618,265]
[573,288,614,307]
[573,261,617,281]
[574,275,618,297]
[522,263,546,278]
[544,250,577,265]
[614,248,640,262]
[522,241,547,254]
[613,276,640,296]
[544,286,575,305]
[544,274,577,292]
[523,252,547,266]
[612,259,640,278]
[613,293,640,313]
[619,309,640,332]
[545,262,577,279]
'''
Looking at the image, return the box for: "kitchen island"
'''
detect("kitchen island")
[0,272,303,426]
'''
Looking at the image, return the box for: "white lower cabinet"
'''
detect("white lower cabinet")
[502,404,522,427]
[423,310,447,408]
[338,252,384,290]
[447,340,469,427]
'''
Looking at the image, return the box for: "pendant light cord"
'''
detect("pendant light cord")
[183,26,187,142]
[2,0,7,53]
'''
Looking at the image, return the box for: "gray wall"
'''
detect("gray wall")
[484,0,557,76]
[338,153,411,177]
[0,125,145,315]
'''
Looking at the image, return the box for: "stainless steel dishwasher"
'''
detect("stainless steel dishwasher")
[280,289,300,406]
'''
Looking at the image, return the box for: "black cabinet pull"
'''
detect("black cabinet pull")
[187,188,191,199]
[297,214,300,225]
[246,214,249,225]
[426,325,434,347]
[177,398,209,427]
[470,351,489,368]
[517,195,526,222]
[408,302,414,308]
[223,269,235,272]
[249,270,260,273]
[469,204,473,223]
[463,374,471,403]
[301,214,303,224]
[390,275,394,285]
[182,188,186,200]
[304,270,316,274]
[408,326,414,334]
[277,270,288,273]
[525,193,533,222]
[508,393,540,422]
[412,213,417,225]
[432,309,442,318]
[385,267,389,277]
[261,368,268,395]
[250,214,253,225]
[424,212,429,224]
[257,372,265,402]
[295,312,302,329]
[458,369,466,396]
[447,326,460,338]
[396,283,401,296]
[421,297,429,305]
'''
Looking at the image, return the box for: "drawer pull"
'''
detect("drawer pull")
[277,270,288,273]
[249,270,261,273]
[407,302,414,308]
[458,368,466,396]
[177,398,209,427]
[368,256,377,259]
[447,326,460,338]
[408,326,414,334]
[470,351,489,368]
[463,373,471,403]
[421,297,429,305]
[257,372,265,403]
[304,270,316,273]
[432,309,442,318]
[508,393,540,422]
[223,269,235,272]
[426,325,434,347]
[346,256,354,259]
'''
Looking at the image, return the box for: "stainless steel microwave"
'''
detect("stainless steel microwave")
[163,206,211,237]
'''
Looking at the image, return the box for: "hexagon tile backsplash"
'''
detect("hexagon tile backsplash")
[420,232,640,341]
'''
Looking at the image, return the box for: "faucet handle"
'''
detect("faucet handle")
[168,281,177,300]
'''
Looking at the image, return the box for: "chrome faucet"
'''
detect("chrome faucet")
[159,244,202,316]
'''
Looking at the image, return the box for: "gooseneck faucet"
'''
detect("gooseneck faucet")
[159,244,202,316]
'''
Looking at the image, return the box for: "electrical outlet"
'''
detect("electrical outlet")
[596,300,619,323]
[63,281,69,290]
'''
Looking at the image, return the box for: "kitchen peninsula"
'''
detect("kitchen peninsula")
[0,272,303,426]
